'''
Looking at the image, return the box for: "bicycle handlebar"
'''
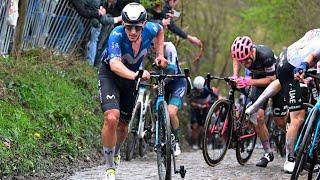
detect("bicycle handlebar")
[135,68,193,95]
[205,73,248,96]
[305,72,320,80]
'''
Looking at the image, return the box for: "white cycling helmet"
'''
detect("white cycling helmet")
[121,2,147,26]
[193,76,205,90]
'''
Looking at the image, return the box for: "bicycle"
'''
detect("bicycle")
[125,83,154,161]
[135,68,192,180]
[291,72,320,180]
[202,74,257,166]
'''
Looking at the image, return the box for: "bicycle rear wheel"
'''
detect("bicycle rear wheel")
[235,114,257,165]
[139,104,154,156]
[291,109,319,180]
[156,101,171,180]
[125,102,141,161]
[202,99,233,167]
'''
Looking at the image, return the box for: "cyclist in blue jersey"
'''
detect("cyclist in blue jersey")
[246,29,320,173]
[98,3,167,179]
[161,42,187,156]
[148,41,187,156]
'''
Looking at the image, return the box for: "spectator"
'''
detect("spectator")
[70,0,121,66]
[148,0,202,47]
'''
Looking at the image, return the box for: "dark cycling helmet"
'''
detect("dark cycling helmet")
[121,3,147,26]
[231,36,253,62]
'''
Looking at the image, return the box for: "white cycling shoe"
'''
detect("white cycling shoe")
[283,160,295,173]
[174,142,181,156]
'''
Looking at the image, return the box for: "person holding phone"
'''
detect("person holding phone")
[148,0,202,47]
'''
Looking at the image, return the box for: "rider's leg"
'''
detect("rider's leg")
[101,109,120,169]
[114,121,128,156]
[255,108,274,167]
[286,110,305,157]
[274,116,287,131]
[246,80,282,115]
[191,123,200,147]
[168,104,180,140]
[255,109,272,153]
[283,79,306,172]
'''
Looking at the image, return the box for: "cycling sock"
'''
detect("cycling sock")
[103,146,115,169]
[261,139,272,153]
[285,138,294,159]
[172,128,181,142]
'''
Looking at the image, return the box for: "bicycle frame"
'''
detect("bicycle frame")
[128,84,152,139]
[154,80,166,147]
[206,74,255,141]
[293,71,320,172]
[294,101,320,158]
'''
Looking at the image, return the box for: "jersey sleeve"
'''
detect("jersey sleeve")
[101,27,123,63]
[264,58,276,76]
[145,22,162,38]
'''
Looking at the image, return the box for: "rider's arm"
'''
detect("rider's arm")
[304,49,320,67]
[232,60,241,77]
[109,58,136,80]
[250,75,276,87]
[153,26,165,58]
[71,0,100,19]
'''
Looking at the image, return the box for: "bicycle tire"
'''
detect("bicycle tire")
[202,99,233,167]
[235,113,257,165]
[125,102,141,161]
[156,101,171,180]
[291,109,319,180]
[139,104,153,157]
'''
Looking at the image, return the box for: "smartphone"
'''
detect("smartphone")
[172,10,180,18]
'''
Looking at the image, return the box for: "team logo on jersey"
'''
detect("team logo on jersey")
[151,23,159,33]
[122,49,148,64]
[112,31,122,36]
[106,94,115,100]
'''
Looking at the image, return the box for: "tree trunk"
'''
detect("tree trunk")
[12,0,29,58]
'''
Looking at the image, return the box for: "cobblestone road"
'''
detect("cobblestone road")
[69,149,309,180]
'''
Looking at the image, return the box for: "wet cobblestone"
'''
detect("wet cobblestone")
[69,149,309,180]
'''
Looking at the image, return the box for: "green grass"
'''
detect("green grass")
[0,50,102,177]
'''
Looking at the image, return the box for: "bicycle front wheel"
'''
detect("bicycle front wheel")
[291,109,319,180]
[202,99,233,167]
[156,101,171,180]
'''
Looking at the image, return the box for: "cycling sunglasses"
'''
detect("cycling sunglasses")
[124,25,143,32]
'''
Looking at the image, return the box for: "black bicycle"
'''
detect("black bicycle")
[202,74,257,166]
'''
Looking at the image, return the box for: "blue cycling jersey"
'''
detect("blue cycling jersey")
[101,22,161,71]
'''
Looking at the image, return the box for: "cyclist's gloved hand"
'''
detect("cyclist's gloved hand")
[236,76,251,88]
[293,62,309,80]
[227,75,238,86]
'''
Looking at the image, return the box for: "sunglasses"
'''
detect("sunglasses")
[124,25,143,32]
